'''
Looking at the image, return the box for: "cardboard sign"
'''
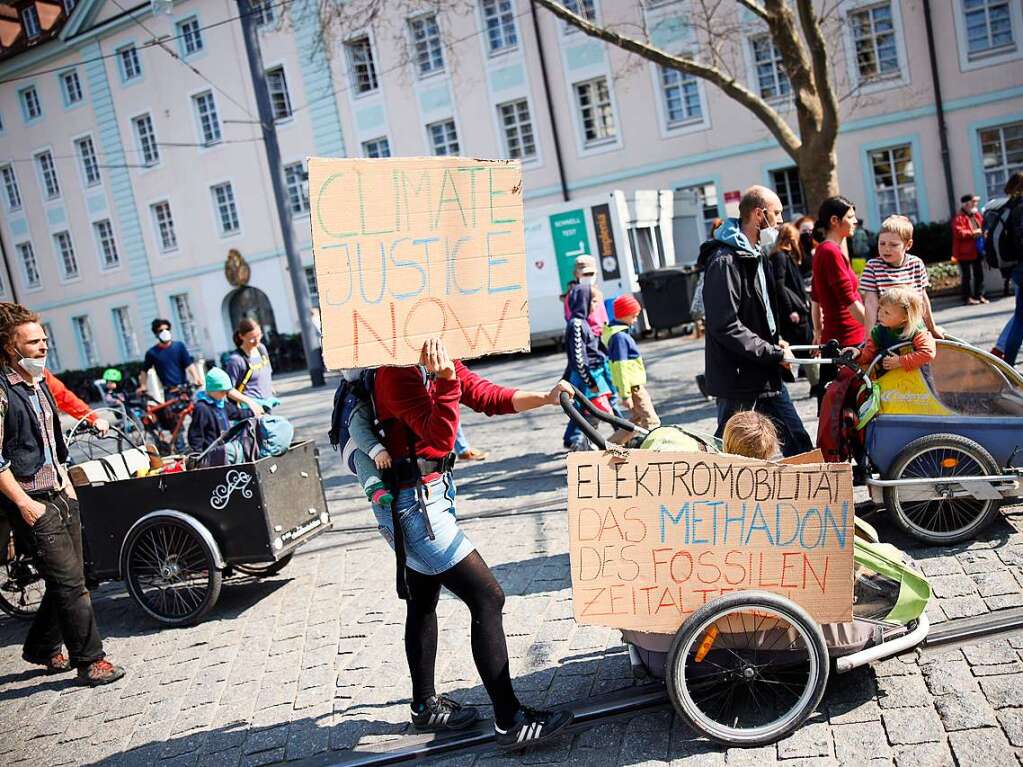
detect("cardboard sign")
[308,157,530,369]
[567,451,855,633]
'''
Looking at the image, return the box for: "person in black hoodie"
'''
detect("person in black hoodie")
[701,186,813,457]
[187,368,248,464]
[768,222,812,347]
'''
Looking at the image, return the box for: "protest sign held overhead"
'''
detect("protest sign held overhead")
[567,451,855,633]
[308,156,531,369]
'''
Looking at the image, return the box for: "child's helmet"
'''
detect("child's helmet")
[102,368,122,383]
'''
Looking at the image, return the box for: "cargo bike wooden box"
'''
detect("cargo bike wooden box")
[75,440,330,626]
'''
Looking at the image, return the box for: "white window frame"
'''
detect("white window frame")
[210,181,241,236]
[42,322,61,372]
[132,113,160,167]
[952,0,1022,69]
[560,0,597,35]
[265,65,293,121]
[497,98,537,162]
[345,36,380,95]
[34,149,61,201]
[654,63,707,135]
[769,166,807,221]
[869,143,919,221]
[176,16,204,57]
[479,0,519,56]
[92,218,121,270]
[747,33,791,103]
[0,164,23,211]
[408,13,445,78]
[978,120,1023,199]
[304,266,319,306]
[74,134,102,187]
[573,76,619,151]
[112,306,139,359]
[843,0,909,93]
[117,44,143,82]
[22,5,40,38]
[59,68,84,106]
[72,315,99,367]
[191,89,222,146]
[20,86,42,121]
[283,161,310,217]
[150,200,179,253]
[16,241,42,290]
[361,137,392,158]
[169,293,200,350]
[427,118,460,156]
[53,230,80,281]
[253,0,276,28]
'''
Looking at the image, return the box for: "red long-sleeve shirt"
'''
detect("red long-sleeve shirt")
[46,369,98,423]
[374,361,517,473]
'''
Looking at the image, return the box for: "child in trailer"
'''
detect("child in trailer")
[852,286,937,373]
[602,295,661,432]
[340,370,394,509]
[722,410,782,460]
[187,368,246,464]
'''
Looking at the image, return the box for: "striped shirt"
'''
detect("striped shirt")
[0,367,68,493]
[859,254,929,296]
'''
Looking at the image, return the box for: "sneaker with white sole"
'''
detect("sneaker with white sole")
[410,695,479,732]
[494,706,573,751]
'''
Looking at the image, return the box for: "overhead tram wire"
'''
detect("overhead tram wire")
[0,0,295,85]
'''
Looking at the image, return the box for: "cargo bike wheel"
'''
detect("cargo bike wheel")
[665,591,829,747]
[884,434,1002,545]
[123,516,222,626]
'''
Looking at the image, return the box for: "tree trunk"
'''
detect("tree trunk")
[797,145,840,220]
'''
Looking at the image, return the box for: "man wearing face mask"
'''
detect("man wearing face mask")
[0,312,124,685]
[699,186,813,457]
[138,318,203,395]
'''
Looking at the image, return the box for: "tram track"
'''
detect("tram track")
[316,607,1023,767]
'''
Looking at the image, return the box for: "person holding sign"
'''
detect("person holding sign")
[701,187,813,457]
[372,338,575,750]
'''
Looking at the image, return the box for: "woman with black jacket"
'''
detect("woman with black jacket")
[769,223,812,346]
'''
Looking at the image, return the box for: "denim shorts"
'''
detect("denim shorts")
[372,473,475,575]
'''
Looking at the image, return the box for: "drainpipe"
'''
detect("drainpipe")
[922,0,955,217]
[530,0,569,202]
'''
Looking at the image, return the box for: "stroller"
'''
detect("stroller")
[561,389,931,746]
[814,338,1023,544]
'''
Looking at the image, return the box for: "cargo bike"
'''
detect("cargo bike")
[812,337,1023,544]
[561,389,931,746]
[0,422,331,626]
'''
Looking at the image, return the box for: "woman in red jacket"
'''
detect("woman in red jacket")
[372,338,574,751]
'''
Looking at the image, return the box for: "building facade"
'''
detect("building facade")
[0,0,1021,371]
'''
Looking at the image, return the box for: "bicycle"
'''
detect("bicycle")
[126,384,196,455]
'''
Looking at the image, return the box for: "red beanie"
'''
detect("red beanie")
[613,295,642,319]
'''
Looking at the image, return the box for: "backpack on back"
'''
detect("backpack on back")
[328,369,378,476]
[983,197,1021,271]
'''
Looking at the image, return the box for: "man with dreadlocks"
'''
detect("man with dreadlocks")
[0,306,124,686]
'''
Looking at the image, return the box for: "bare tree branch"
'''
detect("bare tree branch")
[795,0,838,141]
[532,0,801,157]
[734,0,769,23]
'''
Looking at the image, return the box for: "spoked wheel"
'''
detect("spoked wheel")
[0,531,44,620]
[124,517,222,626]
[884,434,1002,544]
[66,410,146,465]
[665,591,828,747]
[234,553,294,577]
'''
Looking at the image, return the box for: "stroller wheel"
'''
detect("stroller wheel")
[884,434,1002,545]
[665,591,828,747]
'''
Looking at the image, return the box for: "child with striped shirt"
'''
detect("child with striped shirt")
[859,215,942,338]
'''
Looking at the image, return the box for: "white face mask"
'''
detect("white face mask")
[19,356,46,379]
[759,226,779,252]
[579,275,596,287]
[158,329,172,343]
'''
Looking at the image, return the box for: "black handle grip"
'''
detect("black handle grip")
[559,391,607,451]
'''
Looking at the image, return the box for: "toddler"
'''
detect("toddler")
[341,370,394,508]
[855,286,936,372]
[722,411,781,460]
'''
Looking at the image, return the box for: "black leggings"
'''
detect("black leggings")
[404,550,520,728]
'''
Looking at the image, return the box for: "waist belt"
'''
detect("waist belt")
[387,453,456,485]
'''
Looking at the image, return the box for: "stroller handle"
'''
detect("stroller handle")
[559,384,646,452]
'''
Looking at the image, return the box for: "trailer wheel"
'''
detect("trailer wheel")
[885,434,1002,545]
[235,553,294,577]
[124,516,222,626]
[665,591,828,747]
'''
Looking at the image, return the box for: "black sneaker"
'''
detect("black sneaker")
[410,695,479,732]
[494,706,574,751]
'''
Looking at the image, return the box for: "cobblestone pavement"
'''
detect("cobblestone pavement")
[3,294,1023,767]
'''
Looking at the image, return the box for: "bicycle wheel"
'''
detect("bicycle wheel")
[0,530,44,620]
[665,591,828,746]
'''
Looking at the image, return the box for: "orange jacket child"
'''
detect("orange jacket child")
[857,323,936,372]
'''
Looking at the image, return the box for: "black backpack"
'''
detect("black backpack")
[983,197,1021,271]
[327,369,378,476]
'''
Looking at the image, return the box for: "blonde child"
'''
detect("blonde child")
[859,215,941,338]
[855,286,936,372]
[722,411,781,460]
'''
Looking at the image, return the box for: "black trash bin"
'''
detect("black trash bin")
[637,266,701,336]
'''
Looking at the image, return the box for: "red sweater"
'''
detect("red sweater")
[951,211,983,262]
[374,361,517,473]
[811,240,866,346]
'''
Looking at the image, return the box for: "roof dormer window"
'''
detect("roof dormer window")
[22,5,41,39]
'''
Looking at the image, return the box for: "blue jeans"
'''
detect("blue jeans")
[715,386,814,458]
[454,424,469,455]
[996,265,1023,365]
